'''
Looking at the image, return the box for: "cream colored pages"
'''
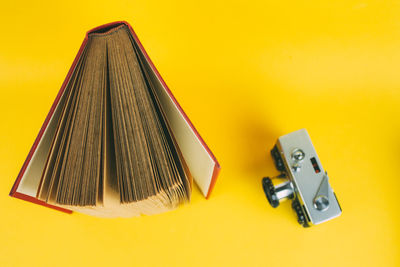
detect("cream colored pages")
[16,73,72,197]
[133,40,216,197]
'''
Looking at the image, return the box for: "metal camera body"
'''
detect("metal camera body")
[262,129,342,227]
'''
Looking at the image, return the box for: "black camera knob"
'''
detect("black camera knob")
[262,177,280,208]
[292,199,310,228]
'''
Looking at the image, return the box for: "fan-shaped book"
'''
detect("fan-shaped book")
[10,21,220,217]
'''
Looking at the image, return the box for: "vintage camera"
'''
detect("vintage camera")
[262,129,341,227]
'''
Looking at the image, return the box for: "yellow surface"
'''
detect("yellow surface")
[1,1,399,266]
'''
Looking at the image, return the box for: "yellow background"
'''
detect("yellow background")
[1,0,399,266]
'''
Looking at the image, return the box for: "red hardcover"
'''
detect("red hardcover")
[9,21,220,213]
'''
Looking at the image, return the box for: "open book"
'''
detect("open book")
[9,21,220,217]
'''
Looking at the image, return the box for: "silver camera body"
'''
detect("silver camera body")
[262,129,342,227]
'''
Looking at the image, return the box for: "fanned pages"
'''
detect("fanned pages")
[35,24,191,217]
[10,21,220,216]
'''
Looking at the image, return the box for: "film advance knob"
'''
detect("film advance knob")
[262,177,280,208]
